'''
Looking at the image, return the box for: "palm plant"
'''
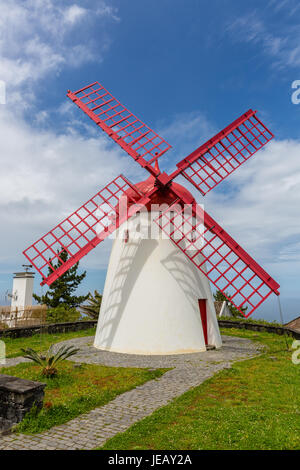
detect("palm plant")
[80,289,102,319]
[21,344,80,377]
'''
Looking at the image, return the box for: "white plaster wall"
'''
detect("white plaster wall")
[11,275,34,310]
[94,214,222,354]
[219,302,234,318]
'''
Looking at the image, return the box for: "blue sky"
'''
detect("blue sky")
[0,0,300,322]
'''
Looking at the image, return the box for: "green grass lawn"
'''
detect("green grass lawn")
[100,328,300,450]
[1,327,96,358]
[1,360,166,434]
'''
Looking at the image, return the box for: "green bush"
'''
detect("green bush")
[46,306,81,324]
[218,316,282,326]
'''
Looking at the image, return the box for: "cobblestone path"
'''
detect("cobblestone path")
[0,335,261,450]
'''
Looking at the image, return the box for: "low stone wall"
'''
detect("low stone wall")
[0,375,46,433]
[0,320,97,339]
[0,318,299,340]
[218,319,300,339]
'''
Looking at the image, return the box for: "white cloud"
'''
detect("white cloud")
[226,6,300,69]
[0,0,132,274]
[159,110,300,303]
[203,139,300,283]
[64,5,87,24]
[0,0,118,105]
[161,111,215,149]
[158,111,216,172]
[268,0,300,15]
[0,105,143,271]
[148,111,300,298]
[279,241,300,261]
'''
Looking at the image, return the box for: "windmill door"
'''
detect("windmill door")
[198,299,208,346]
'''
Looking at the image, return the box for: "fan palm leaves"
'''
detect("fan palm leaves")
[21,344,80,377]
[80,290,102,319]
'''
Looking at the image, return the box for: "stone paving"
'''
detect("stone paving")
[0,335,262,450]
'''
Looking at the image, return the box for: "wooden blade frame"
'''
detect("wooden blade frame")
[23,175,152,286]
[67,82,171,177]
[154,202,280,317]
[166,110,274,195]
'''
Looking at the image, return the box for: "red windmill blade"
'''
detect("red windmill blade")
[161,109,274,195]
[67,82,171,177]
[23,175,153,286]
[154,202,279,317]
[23,79,279,319]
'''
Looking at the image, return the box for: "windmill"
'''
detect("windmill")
[23,81,279,354]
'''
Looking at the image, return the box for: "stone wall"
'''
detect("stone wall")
[0,318,299,341]
[218,319,300,339]
[0,320,97,339]
[0,375,45,433]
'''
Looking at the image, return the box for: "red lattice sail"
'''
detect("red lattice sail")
[175,110,274,195]
[23,175,143,286]
[67,82,171,174]
[154,203,279,317]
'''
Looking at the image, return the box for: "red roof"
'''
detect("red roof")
[285,315,300,331]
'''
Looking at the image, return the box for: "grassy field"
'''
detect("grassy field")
[1,327,96,358]
[1,360,166,434]
[100,328,300,450]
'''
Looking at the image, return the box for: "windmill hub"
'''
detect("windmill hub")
[23,81,280,355]
[126,169,195,210]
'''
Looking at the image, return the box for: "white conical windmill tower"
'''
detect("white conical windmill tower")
[95,161,221,353]
[23,81,280,355]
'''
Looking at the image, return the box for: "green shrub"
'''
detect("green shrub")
[219,316,282,326]
[46,306,81,324]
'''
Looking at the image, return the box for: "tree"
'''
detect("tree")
[80,290,102,319]
[46,306,81,324]
[33,248,89,309]
[213,290,247,318]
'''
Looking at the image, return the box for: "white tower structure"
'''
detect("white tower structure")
[10,270,35,311]
[94,173,222,355]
